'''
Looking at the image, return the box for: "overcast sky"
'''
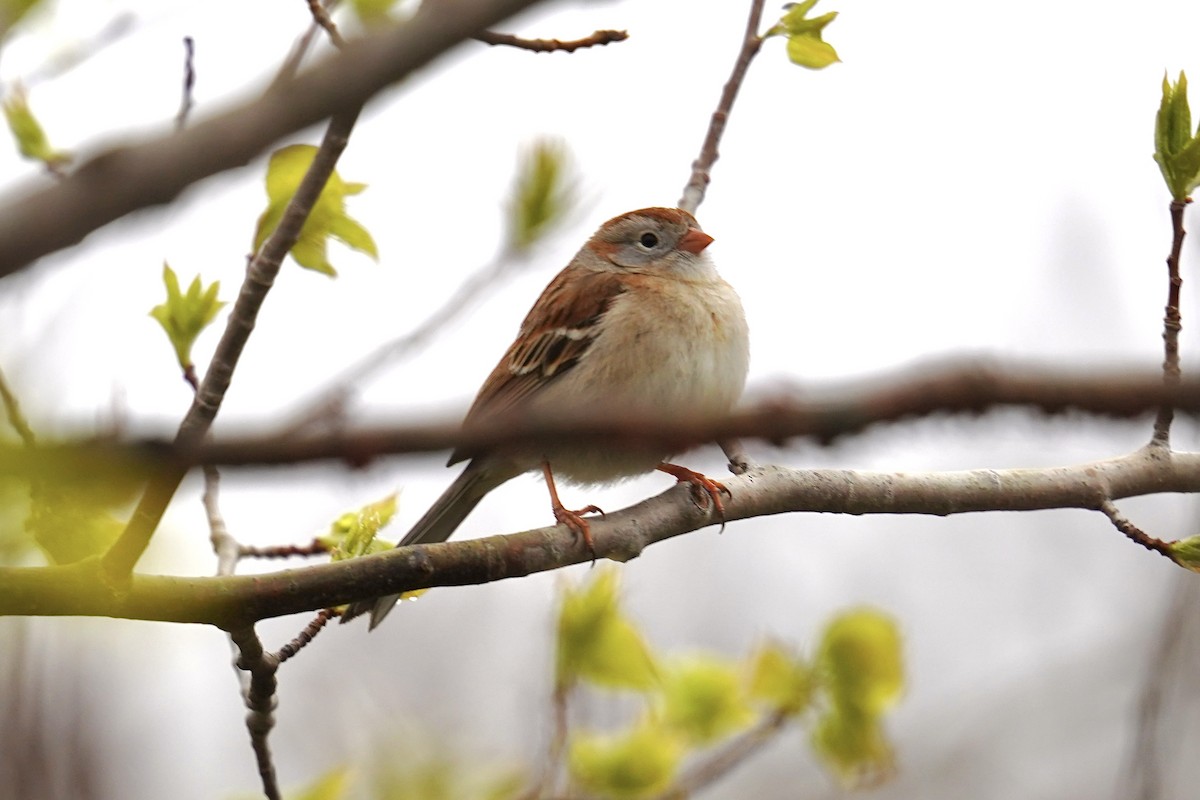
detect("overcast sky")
[4,2,1200,798]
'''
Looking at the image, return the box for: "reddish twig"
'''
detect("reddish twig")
[240,539,330,559]
[275,609,337,663]
[305,0,346,48]
[678,0,767,215]
[1099,499,1176,561]
[475,28,628,53]
[1152,198,1190,446]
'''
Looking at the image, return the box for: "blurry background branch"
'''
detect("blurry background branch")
[3,361,1199,477]
[0,0,552,278]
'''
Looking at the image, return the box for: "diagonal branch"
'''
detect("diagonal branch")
[100,107,362,582]
[0,0,553,279]
[4,448,1199,624]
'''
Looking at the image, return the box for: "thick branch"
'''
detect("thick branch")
[3,448,1196,624]
[0,0,551,278]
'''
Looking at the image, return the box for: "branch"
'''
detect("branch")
[677,0,766,215]
[4,448,1198,623]
[229,625,282,800]
[474,28,628,53]
[0,0,552,278]
[1152,198,1189,445]
[100,107,362,581]
[8,363,1200,478]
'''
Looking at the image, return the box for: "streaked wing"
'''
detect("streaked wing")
[465,267,626,423]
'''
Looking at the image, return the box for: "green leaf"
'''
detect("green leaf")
[506,139,577,252]
[568,722,683,799]
[556,568,658,690]
[766,0,841,70]
[148,263,226,371]
[658,655,755,744]
[2,87,71,170]
[252,144,379,276]
[748,641,813,715]
[817,609,904,717]
[1153,71,1200,200]
[27,474,140,565]
[811,706,896,787]
[349,0,404,25]
[321,493,398,560]
[0,0,47,32]
[1170,535,1200,572]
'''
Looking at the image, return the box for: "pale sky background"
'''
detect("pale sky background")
[3,1,1200,798]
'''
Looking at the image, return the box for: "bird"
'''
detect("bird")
[342,206,750,629]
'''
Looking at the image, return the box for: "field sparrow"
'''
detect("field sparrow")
[343,207,750,629]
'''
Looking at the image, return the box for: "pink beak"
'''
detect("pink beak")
[678,227,714,254]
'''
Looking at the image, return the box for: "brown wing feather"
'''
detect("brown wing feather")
[469,267,625,419]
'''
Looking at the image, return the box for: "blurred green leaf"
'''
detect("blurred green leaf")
[253,144,378,276]
[0,0,46,32]
[2,86,71,170]
[322,493,398,560]
[811,706,895,787]
[27,474,139,564]
[659,655,755,744]
[1154,71,1200,200]
[349,0,405,25]
[748,641,813,715]
[506,139,577,252]
[767,0,841,69]
[289,766,351,800]
[568,722,683,799]
[556,568,658,690]
[817,608,904,717]
[149,263,225,371]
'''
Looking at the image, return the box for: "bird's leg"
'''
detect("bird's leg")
[542,460,604,556]
[657,462,731,530]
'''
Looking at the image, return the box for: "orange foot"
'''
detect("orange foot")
[542,460,605,557]
[657,462,732,530]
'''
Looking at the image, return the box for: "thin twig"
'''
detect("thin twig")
[240,539,330,559]
[229,625,282,800]
[205,467,241,575]
[1098,499,1176,561]
[520,682,570,799]
[275,609,337,663]
[99,106,363,583]
[281,251,530,435]
[653,711,789,799]
[1151,198,1189,446]
[174,36,196,131]
[305,0,346,49]
[475,28,628,53]
[0,366,35,447]
[677,0,766,216]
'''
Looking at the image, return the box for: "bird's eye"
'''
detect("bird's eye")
[638,231,660,249]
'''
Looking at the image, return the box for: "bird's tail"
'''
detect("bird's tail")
[340,461,510,629]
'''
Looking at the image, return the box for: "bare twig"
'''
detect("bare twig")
[305,0,346,49]
[521,682,570,799]
[677,0,766,216]
[240,539,330,559]
[229,625,282,800]
[205,467,241,575]
[475,28,627,53]
[1152,198,1189,446]
[653,711,789,799]
[0,0,553,279]
[100,106,363,583]
[7,448,1200,624]
[282,251,531,435]
[1099,499,1176,561]
[275,609,337,663]
[174,36,196,130]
